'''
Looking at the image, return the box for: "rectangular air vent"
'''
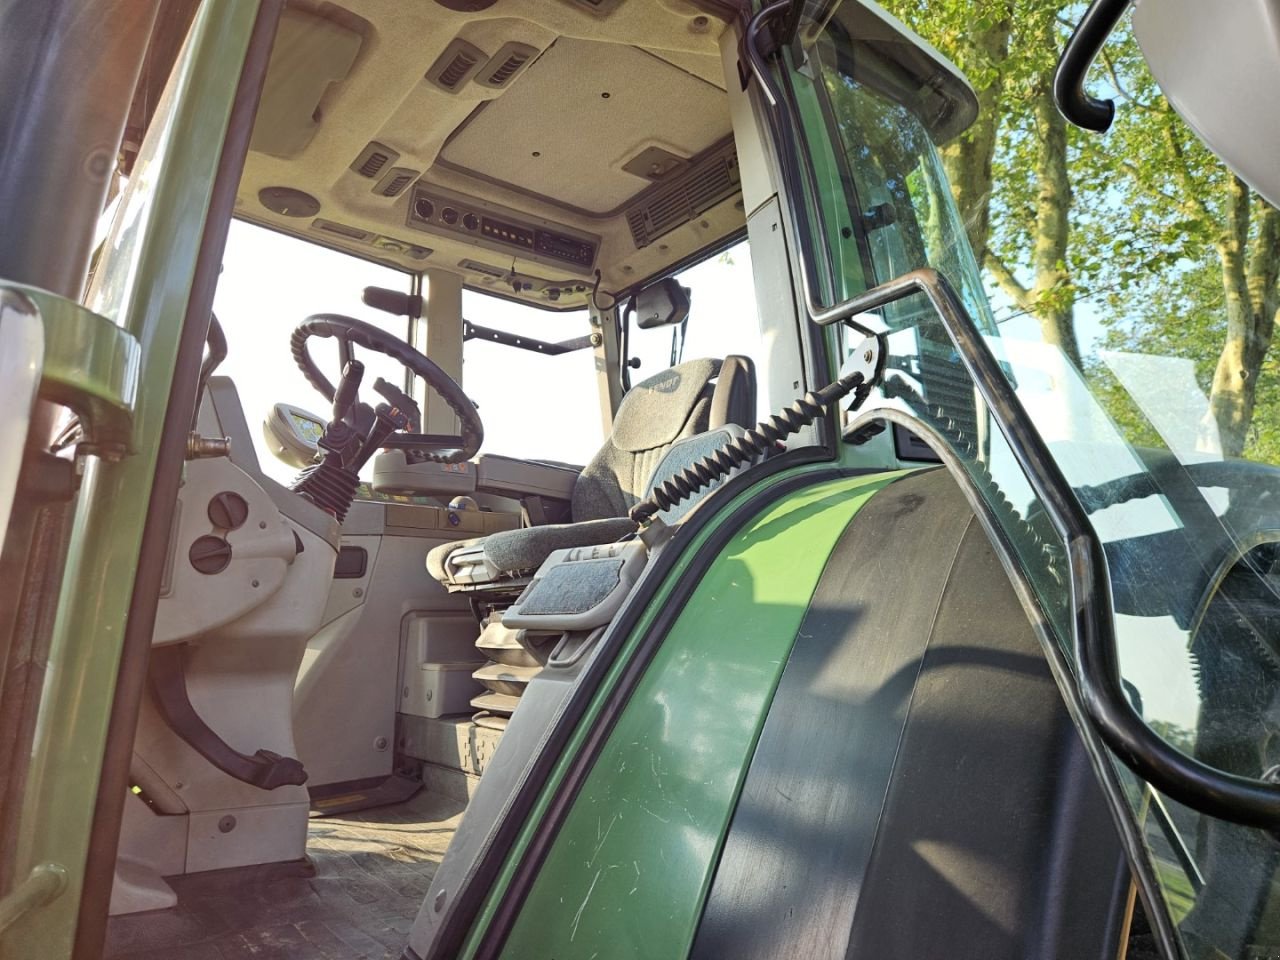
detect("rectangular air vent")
[625,144,741,249]
[476,42,538,89]
[459,259,509,279]
[312,218,374,242]
[375,167,419,197]
[351,141,400,179]
[426,38,487,93]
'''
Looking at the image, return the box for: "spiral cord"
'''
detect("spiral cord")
[629,368,873,526]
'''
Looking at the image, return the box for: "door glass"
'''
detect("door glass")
[784,4,1280,958]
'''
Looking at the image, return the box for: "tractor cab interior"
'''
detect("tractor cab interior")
[8,0,1280,956]
[107,0,792,945]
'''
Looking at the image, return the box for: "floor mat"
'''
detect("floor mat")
[104,789,465,959]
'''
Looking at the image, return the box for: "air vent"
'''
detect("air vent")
[374,167,419,197]
[371,235,432,260]
[459,259,508,279]
[625,144,741,249]
[311,219,374,242]
[476,42,538,89]
[426,38,487,92]
[351,141,400,179]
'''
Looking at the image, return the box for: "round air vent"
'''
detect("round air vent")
[258,186,320,217]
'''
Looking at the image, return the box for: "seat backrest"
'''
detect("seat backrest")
[571,355,757,522]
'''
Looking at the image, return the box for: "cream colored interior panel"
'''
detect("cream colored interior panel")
[294,528,474,787]
[440,39,729,215]
[153,458,297,646]
[234,0,744,303]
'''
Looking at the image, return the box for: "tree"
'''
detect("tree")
[883,0,1280,461]
[881,0,1085,364]
[1080,34,1280,460]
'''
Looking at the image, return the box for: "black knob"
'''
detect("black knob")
[190,535,232,575]
[207,491,249,530]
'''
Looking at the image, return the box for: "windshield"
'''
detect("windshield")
[786,4,1280,959]
[212,220,411,483]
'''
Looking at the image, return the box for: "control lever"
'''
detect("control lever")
[350,378,415,473]
[331,358,365,423]
[372,376,421,431]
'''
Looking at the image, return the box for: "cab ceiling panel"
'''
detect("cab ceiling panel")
[439,37,730,215]
[248,8,365,159]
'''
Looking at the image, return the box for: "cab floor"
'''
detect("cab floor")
[104,789,465,960]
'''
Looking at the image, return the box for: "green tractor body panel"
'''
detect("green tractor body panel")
[0,2,261,953]
[495,471,900,960]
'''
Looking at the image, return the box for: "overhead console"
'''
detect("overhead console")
[406,183,601,275]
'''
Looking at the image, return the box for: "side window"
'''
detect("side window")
[461,294,602,466]
[211,220,411,482]
[626,238,768,419]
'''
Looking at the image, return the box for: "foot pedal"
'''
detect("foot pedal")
[308,773,421,818]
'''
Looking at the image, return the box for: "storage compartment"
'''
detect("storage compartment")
[401,662,484,719]
[403,614,477,665]
[475,454,578,501]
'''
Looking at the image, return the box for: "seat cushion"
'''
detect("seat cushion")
[482,517,637,574]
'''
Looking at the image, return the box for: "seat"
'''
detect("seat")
[427,355,756,587]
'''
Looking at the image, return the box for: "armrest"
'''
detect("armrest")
[475,454,579,502]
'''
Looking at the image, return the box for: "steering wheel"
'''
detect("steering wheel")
[290,313,483,464]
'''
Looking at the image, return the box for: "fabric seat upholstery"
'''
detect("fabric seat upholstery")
[427,356,756,585]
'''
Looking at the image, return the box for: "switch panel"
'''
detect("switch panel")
[406,184,600,275]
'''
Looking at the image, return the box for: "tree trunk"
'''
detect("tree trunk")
[1209,181,1280,456]
[938,12,1012,265]
[1028,81,1080,366]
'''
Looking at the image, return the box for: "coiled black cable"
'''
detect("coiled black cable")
[629,367,873,526]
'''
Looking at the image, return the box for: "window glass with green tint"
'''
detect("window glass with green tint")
[781,11,993,336]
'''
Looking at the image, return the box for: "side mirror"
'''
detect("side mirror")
[635,278,691,329]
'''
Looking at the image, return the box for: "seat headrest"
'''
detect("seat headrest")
[611,357,721,452]
[710,355,757,430]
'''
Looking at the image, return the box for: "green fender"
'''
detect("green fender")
[486,470,904,959]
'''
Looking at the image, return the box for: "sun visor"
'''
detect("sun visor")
[1134,0,1280,209]
[798,0,978,143]
[249,8,364,159]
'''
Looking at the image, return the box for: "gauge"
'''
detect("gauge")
[441,207,459,226]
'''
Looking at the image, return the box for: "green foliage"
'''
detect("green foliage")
[880,0,1280,465]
